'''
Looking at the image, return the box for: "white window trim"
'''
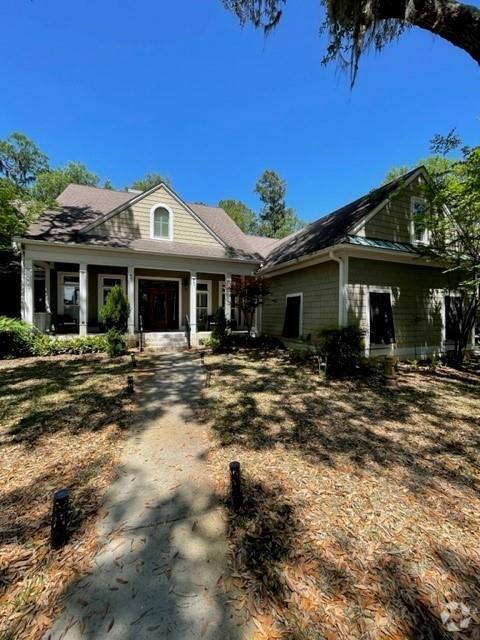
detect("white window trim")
[219,281,225,309]
[442,291,461,345]
[97,274,126,321]
[366,286,396,351]
[197,279,212,316]
[285,292,303,339]
[150,203,174,241]
[410,196,430,246]
[57,271,80,315]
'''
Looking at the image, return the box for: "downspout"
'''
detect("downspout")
[329,250,347,327]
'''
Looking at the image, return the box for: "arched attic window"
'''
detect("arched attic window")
[150,204,173,240]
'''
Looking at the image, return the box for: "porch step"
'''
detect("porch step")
[142,332,188,350]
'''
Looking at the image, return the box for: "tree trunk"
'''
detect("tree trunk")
[379,0,480,65]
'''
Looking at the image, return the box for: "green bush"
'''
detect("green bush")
[0,317,37,358]
[32,334,108,356]
[201,335,221,352]
[100,285,130,332]
[105,328,126,357]
[317,325,365,378]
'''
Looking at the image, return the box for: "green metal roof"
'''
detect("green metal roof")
[344,235,421,254]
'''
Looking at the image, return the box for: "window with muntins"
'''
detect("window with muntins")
[153,207,170,239]
[282,294,302,339]
[369,292,395,345]
[410,197,429,245]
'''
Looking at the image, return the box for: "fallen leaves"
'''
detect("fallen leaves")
[203,352,480,640]
[0,353,144,640]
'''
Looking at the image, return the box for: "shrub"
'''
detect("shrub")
[317,325,365,378]
[100,285,130,332]
[32,334,108,356]
[0,317,37,358]
[105,329,126,357]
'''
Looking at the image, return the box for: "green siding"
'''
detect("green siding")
[364,176,424,242]
[348,258,453,354]
[262,261,339,340]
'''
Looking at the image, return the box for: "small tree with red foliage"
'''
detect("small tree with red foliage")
[228,276,271,336]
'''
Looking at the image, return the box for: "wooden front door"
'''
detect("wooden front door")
[139,281,179,331]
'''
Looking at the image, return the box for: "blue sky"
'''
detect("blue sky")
[1,0,479,222]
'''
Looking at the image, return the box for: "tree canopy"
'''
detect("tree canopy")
[32,162,99,203]
[222,0,480,83]
[0,132,105,247]
[255,170,303,238]
[218,199,258,233]
[129,172,171,192]
[0,132,49,187]
[391,134,480,362]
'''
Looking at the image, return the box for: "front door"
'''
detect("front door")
[139,280,179,331]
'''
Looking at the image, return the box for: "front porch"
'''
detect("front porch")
[22,257,252,346]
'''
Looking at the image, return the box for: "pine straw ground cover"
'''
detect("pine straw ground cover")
[0,353,147,640]
[200,351,480,640]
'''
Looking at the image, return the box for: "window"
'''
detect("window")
[369,292,395,345]
[58,273,80,321]
[98,274,126,319]
[196,281,211,330]
[445,295,462,342]
[410,197,429,245]
[282,293,303,339]
[151,205,172,240]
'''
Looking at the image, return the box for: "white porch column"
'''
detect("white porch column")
[44,265,51,314]
[224,273,232,323]
[189,272,197,343]
[127,266,135,334]
[79,263,88,336]
[22,255,34,325]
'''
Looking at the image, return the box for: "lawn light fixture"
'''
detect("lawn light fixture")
[127,376,135,394]
[200,351,205,365]
[229,461,243,511]
[51,488,70,549]
[204,366,211,388]
[131,353,137,368]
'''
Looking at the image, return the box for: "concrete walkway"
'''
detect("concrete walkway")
[46,352,245,640]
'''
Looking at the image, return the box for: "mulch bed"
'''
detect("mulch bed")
[201,351,480,639]
[0,354,145,640]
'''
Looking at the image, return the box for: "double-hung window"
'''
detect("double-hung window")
[369,291,395,345]
[196,281,210,329]
[282,293,303,339]
[151,205,172,240]
[98,275,126,319]
[410,197,429,245]
[59,273,80,321]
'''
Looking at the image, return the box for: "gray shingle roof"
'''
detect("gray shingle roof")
[23,184,267,262]
[260,167,422,270]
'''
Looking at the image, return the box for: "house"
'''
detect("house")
[16,165,463,357]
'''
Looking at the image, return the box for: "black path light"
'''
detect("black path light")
[200,351,205,366]
[229,461,243,511]
[51,488,70,549]
[131,353,137,368]
[127,376,135,394]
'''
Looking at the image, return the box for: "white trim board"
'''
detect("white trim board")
[285,292,304,339]
[150,202,174,241]
[97,273,127,321]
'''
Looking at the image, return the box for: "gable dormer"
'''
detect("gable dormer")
[356,169,431,245]
[85,183,224,248]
